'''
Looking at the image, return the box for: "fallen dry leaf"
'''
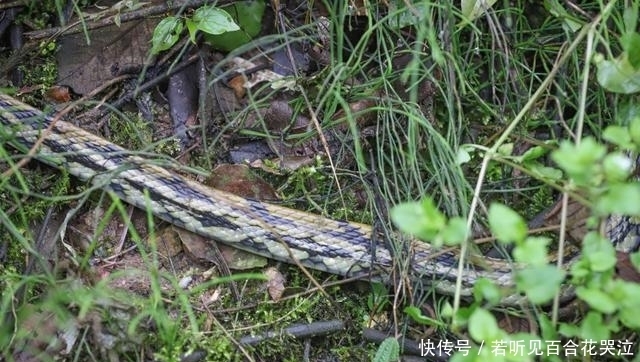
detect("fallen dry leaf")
[264,267,286,301]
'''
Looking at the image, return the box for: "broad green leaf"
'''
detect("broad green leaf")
[390,198,446,241]
[497,143,513,156]
[185,18,197,43]
[551,138,606,185]
[620,32,640,69]
[538,314,560,341]
[151,17,183,54]
[488,203,527,244]
[528,163,563,180]
[558,321,580,338]
[595,55,640,94]
[619,306,640,329]
[582,232,617,272]
[472,278,502,305]
[192,6,239,35]
[602,153,633,181]
[513,237,551,266]
[579,312,610,341]
[603,125,633,149]
[468,308,502,342]
[456,147,471,165]
[373,338,399,362]
[404,306,444,327]
[460,0,498,23]
[575,286,617,314]
[608,280,640,307]
[205,0,266,52]
[515,265,565,304]
[440,301,454,319]
[596,182,640,216]
[516,145,547,162]
[441,217,467,246]
[570,258,591,279]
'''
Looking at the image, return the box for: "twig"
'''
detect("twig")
[239,320,345,346]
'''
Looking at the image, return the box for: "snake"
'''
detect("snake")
[0,93,637,306]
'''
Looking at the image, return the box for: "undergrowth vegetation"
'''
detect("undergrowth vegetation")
[1,0,640,361]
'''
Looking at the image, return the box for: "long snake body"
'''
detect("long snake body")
[0,94,636,305]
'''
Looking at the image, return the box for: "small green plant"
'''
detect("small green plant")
[151,5,239,54]
[151,1,267,54]
[387,110,640,362]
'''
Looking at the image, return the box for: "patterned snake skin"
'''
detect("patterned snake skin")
[1,94,638,305]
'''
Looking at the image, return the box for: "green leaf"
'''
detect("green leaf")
[204,0,266,52]
[440,301,454,319]
[620,32,640,69]
[192,6,239,35]
[151,16,183,54]
[456,147,471,165]
[497,143,513,156]
[551,138,606,185]
[185,18,198,44]
[619,306,640,329]
[569,258,591,279]
[579,311,610,341]
[538,314,560,341]
[558,322,580,338]
[460,0,498,23]
[516,145,548,162]
[373,338,399,362]
[473,278,502,305]
[602,153,634,182]
[582,232,617,272]
[575,286,617,314]
[488,203,527,244]
[468,308,501,342]
[608,280,640,307]
[595,183,640,216]
[513,237,551,266]
[515,265,565,304]
[390,198,446,241]
[603,125,633,149]
[595,55,640,94]
[441,217,468,246]
[404,306,444,327]
[528,163,563,180]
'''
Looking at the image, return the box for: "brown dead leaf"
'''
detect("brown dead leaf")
[227,74,247,99]
[44,85,72,103]
[264,267,286,301]
[56,18,159,94]
[176,226,267,270]
[155,227,184,259]
[206,164,278,200]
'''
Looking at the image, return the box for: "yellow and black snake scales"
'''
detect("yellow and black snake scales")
[1,94,638,305]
